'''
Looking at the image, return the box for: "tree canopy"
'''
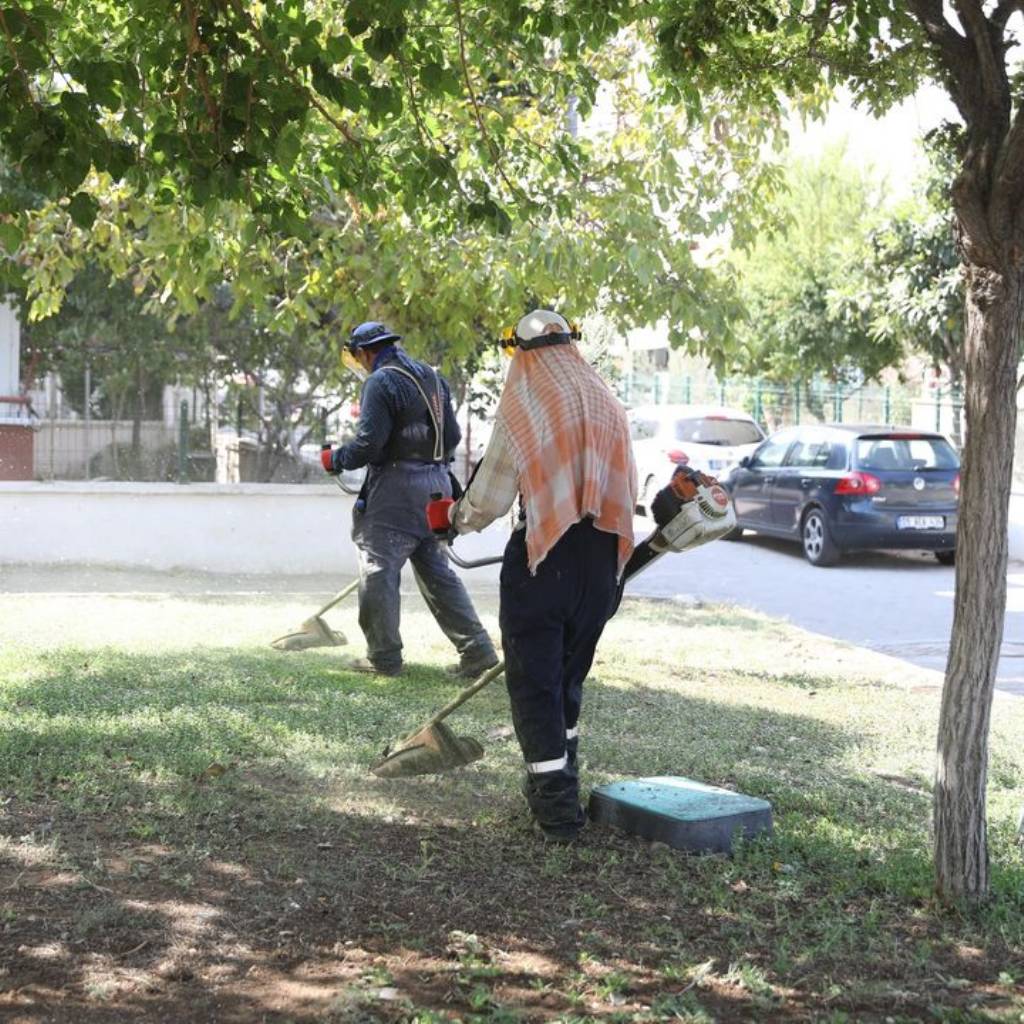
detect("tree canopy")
[866,141,965,393]
[729,145,902,385]
[1,2,785,367]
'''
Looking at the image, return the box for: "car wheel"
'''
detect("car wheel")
[801,507,840,567]
[935,550,956,566]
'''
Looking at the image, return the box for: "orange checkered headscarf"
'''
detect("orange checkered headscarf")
[496,340,637,576]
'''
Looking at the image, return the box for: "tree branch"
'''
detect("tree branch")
[397,51,432,154]
[909,1,1012,264]
[224,0,360,147]
[953,0,1009,113]
[452,0,524,203]
[182,0,221,136]
[396,52,473,206]
[993,0,1024,32]
[991,100,1024,243]
[906,0,974,119]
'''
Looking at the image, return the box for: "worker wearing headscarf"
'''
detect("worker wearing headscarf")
[429,310,637,841]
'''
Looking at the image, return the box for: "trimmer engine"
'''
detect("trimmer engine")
[623,466,736,578]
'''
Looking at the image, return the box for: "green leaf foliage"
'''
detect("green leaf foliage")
[14,27,776,373]
[729,145,902,385]
[67,191,98,229]
[863,140,964,386]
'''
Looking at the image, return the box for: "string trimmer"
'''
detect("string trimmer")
[270,472,360,651]
[369,466,735,779]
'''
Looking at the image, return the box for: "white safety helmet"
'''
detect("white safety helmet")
[515,309,571,342]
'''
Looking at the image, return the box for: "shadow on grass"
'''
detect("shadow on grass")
[2,645,1022,1022]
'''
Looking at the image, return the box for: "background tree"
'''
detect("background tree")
[19,263,187,477]
[194,303,359,483]
[730,146,902,394]
[868,140,966,443]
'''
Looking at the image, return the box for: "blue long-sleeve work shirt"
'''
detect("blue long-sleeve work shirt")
[334,346,462,471]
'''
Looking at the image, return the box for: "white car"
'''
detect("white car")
[628,403,766,511]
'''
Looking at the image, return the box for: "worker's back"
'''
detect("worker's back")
[496,343,637,574]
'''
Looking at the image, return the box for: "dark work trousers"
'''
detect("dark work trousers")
[352,461,495,673]
[499,518,619,831]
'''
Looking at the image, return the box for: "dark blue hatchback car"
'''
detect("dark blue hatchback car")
[723,425,960,566]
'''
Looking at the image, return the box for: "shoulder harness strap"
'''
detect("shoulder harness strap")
[380,364,445,462]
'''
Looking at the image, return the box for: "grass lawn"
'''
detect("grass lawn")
[0,575,1022,1023]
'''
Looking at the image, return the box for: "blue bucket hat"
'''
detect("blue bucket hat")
[348,321,402,351]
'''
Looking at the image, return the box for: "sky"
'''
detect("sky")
[788,85,960,199]
[627,85,962,353]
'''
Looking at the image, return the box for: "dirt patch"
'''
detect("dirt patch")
[2,779,1020,1024]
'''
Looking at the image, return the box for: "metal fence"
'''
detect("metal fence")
[620,374,965,440]
[32,419,179,480]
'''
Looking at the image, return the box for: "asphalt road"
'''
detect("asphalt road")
[624,528,1024,698]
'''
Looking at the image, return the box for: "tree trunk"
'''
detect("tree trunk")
[934,262,1022,902]
[110,388,125,479]
[132,358,144,465]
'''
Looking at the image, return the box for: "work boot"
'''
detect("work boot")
[535,806,587,844]
[521,767,586,843]
[345,656,403,678]
[446,646,500,679]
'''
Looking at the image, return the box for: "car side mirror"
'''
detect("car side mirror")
[739,455,751,469]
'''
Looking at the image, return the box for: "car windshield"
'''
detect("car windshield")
[855,436,959,471]
[673,417,763,446]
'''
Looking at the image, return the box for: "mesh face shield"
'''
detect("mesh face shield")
[341,348,367,379]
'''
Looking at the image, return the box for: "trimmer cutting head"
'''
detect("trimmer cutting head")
[270,579,359,652]
[370,721,484,778]
[270,616,347,651]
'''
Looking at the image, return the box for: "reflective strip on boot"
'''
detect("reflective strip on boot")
[526,754,568,774]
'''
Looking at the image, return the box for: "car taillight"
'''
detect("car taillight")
[834,472,881,496]
[953,473,960,496]
[667,449,689,465]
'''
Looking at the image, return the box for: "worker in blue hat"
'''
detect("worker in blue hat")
[321,321,498,678]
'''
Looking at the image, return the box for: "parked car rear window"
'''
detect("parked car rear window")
[854,436,959,471]
[673,417,763,445]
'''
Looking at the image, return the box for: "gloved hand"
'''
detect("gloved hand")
[320,444,338,475]
[426,493,456,541]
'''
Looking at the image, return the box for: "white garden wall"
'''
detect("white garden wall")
[2,480,1024,577]
[0,482,507,581]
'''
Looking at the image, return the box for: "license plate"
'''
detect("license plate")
[897,515,944,530]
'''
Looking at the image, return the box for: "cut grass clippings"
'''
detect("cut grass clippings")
[0,577,1022,1023]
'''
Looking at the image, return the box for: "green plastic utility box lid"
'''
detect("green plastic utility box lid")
[588,776,772,854]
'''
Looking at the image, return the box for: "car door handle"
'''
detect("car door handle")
[800,478,812,487]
